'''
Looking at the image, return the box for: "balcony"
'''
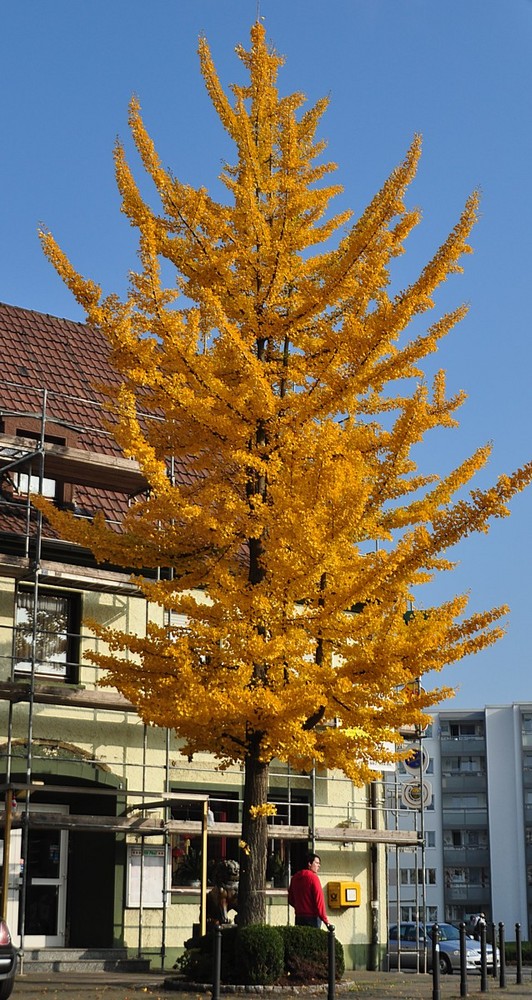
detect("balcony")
[442,810,488,828]
[441,774,487,794]
[445,885,491,905]
[440,736,485,754]
[442,847,489,867]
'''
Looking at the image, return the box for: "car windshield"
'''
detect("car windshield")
[427,924,460,942]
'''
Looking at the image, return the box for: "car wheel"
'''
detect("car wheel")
[439,954,452,975]
[0,978,14,1000]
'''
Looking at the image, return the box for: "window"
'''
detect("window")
[522,714,532,735]
[14,472,57,498]
[399,906,438,923]
[445,721,484,739]
[170,789,240,886]
[425,831,436,848]
[445,829,472,848]
[267,793,310,879]
[445,867,467,886]
[14,587,80,682]
[400,867,436,885]
[441,755,485,776]
[8,428,72,506]
[445,867,490,887]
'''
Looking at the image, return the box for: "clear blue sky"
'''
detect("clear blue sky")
[2,0,531,710]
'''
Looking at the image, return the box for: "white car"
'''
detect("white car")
[388,922,497,975]
[0,920,16,1000]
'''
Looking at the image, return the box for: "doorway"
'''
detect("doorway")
[8,804,68,947]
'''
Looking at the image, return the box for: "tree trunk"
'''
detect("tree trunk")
[238,748,269,926]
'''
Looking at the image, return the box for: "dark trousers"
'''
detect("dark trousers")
[295,915,321,928]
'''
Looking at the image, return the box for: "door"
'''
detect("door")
[8,804,68,947]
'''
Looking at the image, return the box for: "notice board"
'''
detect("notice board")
[126,845,171,908]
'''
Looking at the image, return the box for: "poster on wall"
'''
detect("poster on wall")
[126,846,171,908]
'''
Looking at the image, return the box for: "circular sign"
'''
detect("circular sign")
[401,779,432,809]
[403,744,429,773]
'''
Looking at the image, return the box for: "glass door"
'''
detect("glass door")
[8,805,68,947]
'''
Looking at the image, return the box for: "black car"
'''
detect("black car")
[0,920,17,1000]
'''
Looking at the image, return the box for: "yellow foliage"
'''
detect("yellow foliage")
[37,22,532,789]
[249,804,277,820]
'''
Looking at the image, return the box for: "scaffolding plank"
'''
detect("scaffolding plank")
[0,811,419,846]
[0,433,149,494]
[0,680,137,712]
[315,826,420,846]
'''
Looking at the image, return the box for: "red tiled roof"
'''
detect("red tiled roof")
[0,301,119,396]
[0,301,123,455]
[0,303,148,538]
[0,304,198,543]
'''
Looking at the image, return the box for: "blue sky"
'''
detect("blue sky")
[2,0,531,710]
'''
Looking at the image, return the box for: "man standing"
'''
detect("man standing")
[288,853,329,928]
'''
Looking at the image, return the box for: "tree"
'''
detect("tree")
[39,23,532,925]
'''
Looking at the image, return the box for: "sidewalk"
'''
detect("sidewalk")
[9,967,532,1000]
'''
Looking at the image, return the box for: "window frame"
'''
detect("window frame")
[13,585,81,684]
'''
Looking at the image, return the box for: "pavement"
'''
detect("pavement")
[9,967,532,1000]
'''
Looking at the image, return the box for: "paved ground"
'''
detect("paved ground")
[9,968,532,1000]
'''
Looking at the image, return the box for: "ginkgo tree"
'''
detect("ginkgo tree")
[39,23,532,925]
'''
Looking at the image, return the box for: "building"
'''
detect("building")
[0,302,417,970]
[386,706,532,940]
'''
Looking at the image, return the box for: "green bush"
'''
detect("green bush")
[178,925,282,985]
[505,941,532,965]
[234,924,284,985]
[177,923,343,986]
[277,925,345,982]
[177,926,238,983]
[174,945,211,983]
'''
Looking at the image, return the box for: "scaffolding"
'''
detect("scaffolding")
[0,375,418,966]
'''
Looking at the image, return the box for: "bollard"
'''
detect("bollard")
[515,923,522,986]
[490,921,498,979]
[212,924,222,1000]
[431,923,441,1000]
[498,922,506,989]
[459,922,468,998]
[479,920,487,993]
[327,923,336,1000]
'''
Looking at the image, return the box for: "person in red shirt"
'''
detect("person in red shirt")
[288,853,329,928]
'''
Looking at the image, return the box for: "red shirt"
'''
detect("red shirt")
[288,868,329,925]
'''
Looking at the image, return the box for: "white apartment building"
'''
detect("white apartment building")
[386,705,532,941]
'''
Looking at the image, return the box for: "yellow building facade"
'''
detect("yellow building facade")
[0,303,416,972]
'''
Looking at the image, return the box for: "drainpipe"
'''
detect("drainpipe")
[1,789,14,921]
[310,766,316,853]
[161,727,171,970]
[369,781,379,970]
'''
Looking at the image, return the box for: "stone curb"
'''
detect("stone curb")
[164,979,333,993]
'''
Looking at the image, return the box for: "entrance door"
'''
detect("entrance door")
[8,805,68,947]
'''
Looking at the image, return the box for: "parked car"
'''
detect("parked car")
[0,920,17,1000]
[388,922,497,975]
